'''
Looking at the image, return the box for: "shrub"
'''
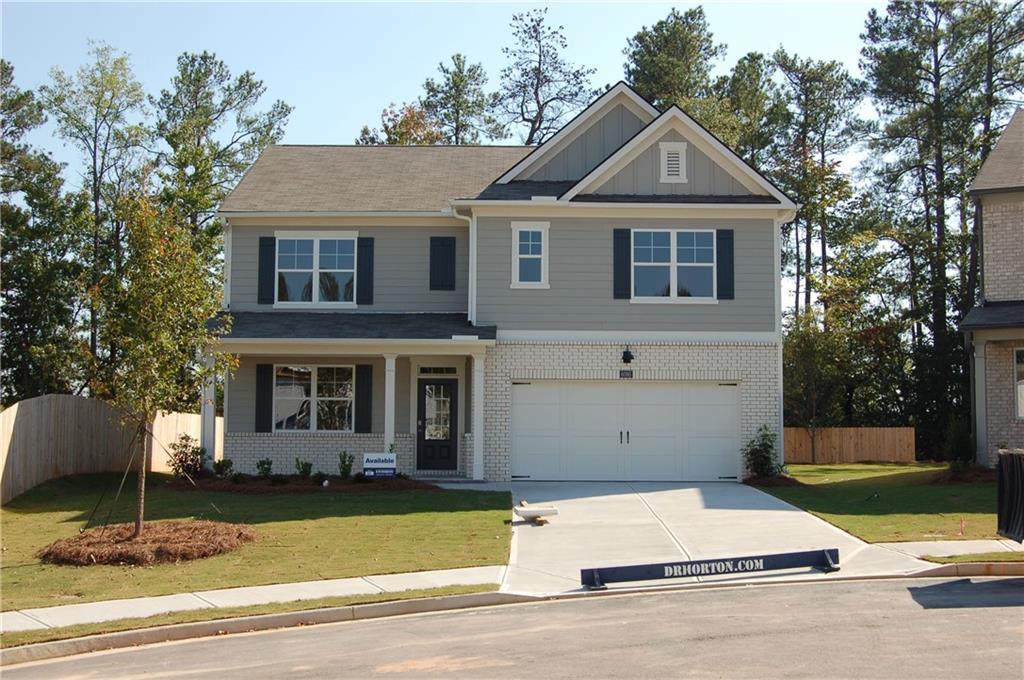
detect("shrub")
[352,471,371,484]
[230,472,246,484]
[338,451,354,478]
[742,425,780,478]
[270,473,289,486]
[256,458,273,478]
[295,458,313,477]
[167,434,206,479]
[212,458,234,478]
[941,416,972,462]
[312,471,328,485]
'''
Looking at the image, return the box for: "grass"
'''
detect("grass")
[0,584,495,648]
[756,463,998,542]
[923,552,1024,564]
[1,473,510,611]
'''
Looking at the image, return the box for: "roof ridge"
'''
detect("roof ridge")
[270,143,534,149]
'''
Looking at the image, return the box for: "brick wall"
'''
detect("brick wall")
[984,340,1024,465]
[223,432,416,475]
[982,193,1024,302]
[481,340,781,481]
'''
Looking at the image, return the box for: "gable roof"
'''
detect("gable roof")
[971,109,1024,195]
[219,144,531,214]
[559,106,796,208]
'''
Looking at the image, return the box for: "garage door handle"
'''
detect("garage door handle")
[620,431,623,444]
[626,431,630,444]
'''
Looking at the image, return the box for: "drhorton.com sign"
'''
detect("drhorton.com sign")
[580,549,840,589]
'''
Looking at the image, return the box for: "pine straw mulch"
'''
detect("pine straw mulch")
[167,475,442,494]
[927,465,998,484]
[744,475,805,488]
[37,520,257,566]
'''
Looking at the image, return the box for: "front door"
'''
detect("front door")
[417,379,458,470]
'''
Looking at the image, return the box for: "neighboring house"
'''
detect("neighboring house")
[203,82,797,482]
[961,109,1024,465]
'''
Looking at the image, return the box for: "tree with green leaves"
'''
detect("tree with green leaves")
[356,102,444,145]
[1,60,90,404]
[713,52,789,171]
[153,51,292,257]
[421,54,503,144]
[89,187,234,537]
[39,41,148,366]
[496,8,596,144]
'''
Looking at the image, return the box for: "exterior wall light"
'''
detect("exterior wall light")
[622,348,634,364]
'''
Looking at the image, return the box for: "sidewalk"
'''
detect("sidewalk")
[0,565,504,634]
[877,539,1024,558]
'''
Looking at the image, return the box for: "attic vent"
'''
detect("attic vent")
[660,141,688,184]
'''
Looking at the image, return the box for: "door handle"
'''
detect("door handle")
[620,431,623,444]
[626,431,630,444]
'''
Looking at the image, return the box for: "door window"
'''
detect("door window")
[424,384,451,440]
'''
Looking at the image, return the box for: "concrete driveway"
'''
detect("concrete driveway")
[504,482,929,594]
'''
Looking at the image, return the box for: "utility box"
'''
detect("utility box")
[997,449,1024,543]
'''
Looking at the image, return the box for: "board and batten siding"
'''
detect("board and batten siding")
[229,224,468,312]
[594,129,751,197]
[526,104,646,182]
[474,217,776,331]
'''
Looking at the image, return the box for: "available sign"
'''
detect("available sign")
[580,549,840,589]
[363,452,397,478]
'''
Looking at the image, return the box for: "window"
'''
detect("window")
[660,142,688,183]
[274,365,354,432]
[419,366,457,375]
[632,229,715,302]
[276,233,356,305]
[511,222,550,288]
[1016,349,1024,419]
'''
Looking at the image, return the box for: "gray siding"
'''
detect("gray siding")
[228,355,410,434]
[230,225,468,312]
[526,104,645,182]
[475,217,775,331]
[593,130,751,196]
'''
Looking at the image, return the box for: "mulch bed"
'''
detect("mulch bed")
[744,475,805,488]
[38,520,257,566]
[167,474,442,494]
[928,466,998,484]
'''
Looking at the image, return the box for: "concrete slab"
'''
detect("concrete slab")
[20,593,213,630]
[436,482,512,492]
[0,611,48,633]
[365,565,504,592]
[197,577,380,608]
[878,539,1018,558]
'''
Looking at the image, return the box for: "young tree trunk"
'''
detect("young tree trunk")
[133,420,149,538]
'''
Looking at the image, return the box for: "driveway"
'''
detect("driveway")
[504,482,929,594]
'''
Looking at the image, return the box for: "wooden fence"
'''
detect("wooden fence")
[784,427,916,464]
[1,394,223,505]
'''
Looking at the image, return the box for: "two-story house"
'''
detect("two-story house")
[203,82,797,482]
[962,108,1024,465]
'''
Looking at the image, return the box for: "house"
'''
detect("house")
[202,82,797,482]
[961,109,1024,466]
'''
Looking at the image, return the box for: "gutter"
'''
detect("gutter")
[450,207,476,325]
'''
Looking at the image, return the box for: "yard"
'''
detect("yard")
[757,463,999,542]
[0,473,511,611]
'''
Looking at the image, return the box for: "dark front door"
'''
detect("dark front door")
[417,379,458,470]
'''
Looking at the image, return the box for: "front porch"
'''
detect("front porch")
[202,312,494,480]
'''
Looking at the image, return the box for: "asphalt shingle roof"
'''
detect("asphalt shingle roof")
[959,301,1024,331]
[971,109,1024,194]
[216,312,496,340]
[219,145,532,213]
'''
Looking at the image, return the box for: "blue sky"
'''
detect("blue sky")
[4,1,881,183]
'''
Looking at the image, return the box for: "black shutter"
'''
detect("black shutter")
[613,229,631,299]
[429,237,457,291]
[716,229,735,300]
[257,237,276,304]
[255,364,273,432]
[354,364,373,433]
[357,237,374,305]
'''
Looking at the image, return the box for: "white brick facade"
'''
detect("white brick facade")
[981,193,1024,302]
[480,340,781,481]
[983,341,1024,465]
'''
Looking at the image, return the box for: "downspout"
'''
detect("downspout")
[451,207,476,325]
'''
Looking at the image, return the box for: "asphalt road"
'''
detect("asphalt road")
[7,578,1023,679]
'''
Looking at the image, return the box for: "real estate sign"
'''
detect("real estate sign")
[363,452,397,478]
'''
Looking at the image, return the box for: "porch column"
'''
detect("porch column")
[471,353,486,480]
[199,356,217,464]
[383,354,397,453]
[973,339,988,466]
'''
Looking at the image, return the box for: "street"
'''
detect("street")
[7,578,1023,679]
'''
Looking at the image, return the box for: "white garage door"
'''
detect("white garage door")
[511,381,740,482]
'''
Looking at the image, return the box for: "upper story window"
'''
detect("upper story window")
[274,364,354,432]
[511,221,550,289]
[632,229,715,302]
[276,232,356,305]
[659,142,688,183]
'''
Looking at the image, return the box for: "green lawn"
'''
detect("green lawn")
[757,463,998,542]
[923,552,1024,564]
[0,584,496,648]
[0,473,511,611]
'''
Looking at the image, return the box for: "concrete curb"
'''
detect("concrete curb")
[910,562,1024,577]
[0,592,536,667]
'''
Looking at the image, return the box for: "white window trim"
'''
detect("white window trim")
[659,141,688,184]
[510,221,550,289]
[273,230,358,308]
[408,356,466,437]
[630,228,717,305]
[273,364,356,433]
[1015,347,1024,421]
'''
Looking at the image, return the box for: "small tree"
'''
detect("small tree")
[90,189,234,538]
[356,102,444,145]
[421,54,504,144]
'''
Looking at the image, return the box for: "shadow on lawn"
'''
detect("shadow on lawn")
[2,473,511,529]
